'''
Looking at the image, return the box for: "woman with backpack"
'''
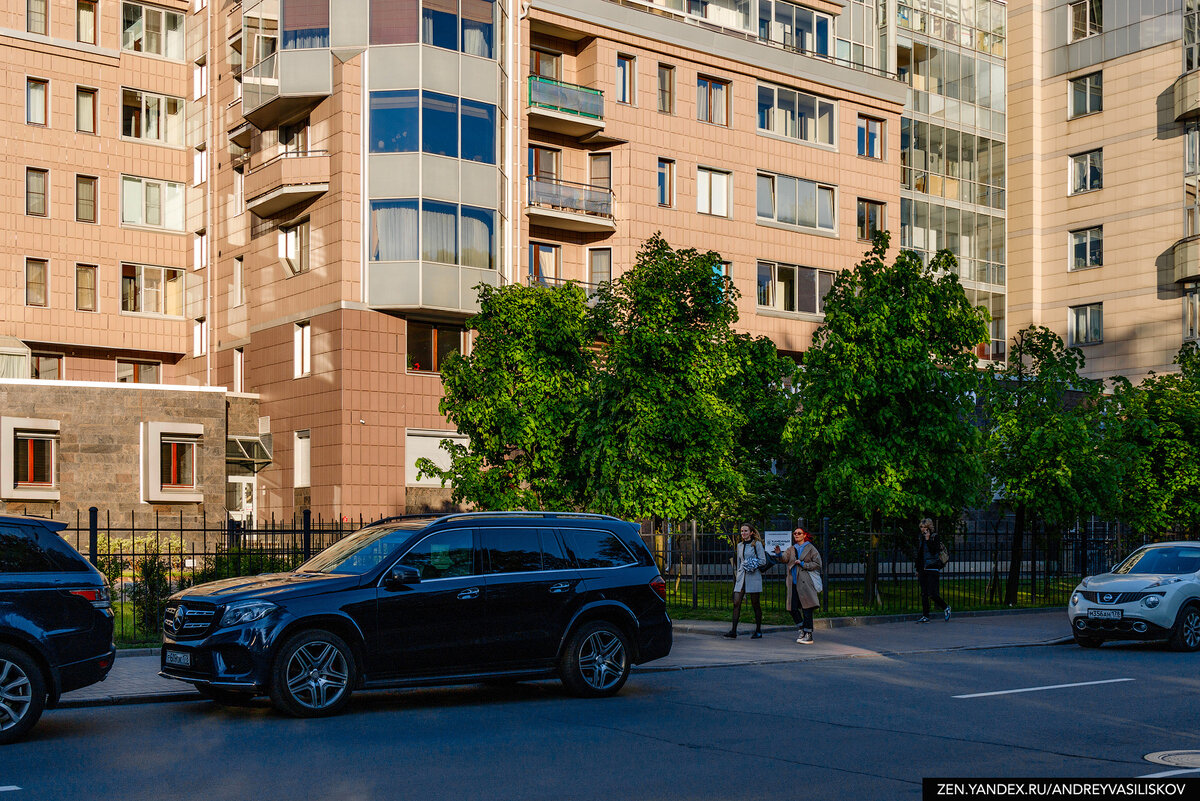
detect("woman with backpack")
[723,524,768,639]
[916,518,951,623]
[773,527,823,644]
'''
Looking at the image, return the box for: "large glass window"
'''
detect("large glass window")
[759,0,831,56]
[122,2,185,60]
[1069,149,1102,194]
[1069,72,1102,118]
[423,92,459,158]
[370,200,494,267]
[369,199,419,261]
[460,206,496,269]
[31,354,61,380]
[399,529,475,579]
[1070,226,1102,270]
[423,0,457,50]
[422,200,458,264]
[121,175,185,230]
[121,88,185,145]
[281,0,329,49]
[370,90,418,153]
[461,0,495,58]
[756,171,835,231]
[1069,302,1103,345]
[407,320,463,373]
[121,263,184,316]
[757,82,835,146]
[370,0,418,44]
[756,261,835,314]
[460,99,496,163]
[483,528,543,574]
[116,360,160,383]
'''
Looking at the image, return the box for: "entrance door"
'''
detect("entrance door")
[226,476,256,528]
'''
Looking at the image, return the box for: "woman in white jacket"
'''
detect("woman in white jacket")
[723,524,767,639]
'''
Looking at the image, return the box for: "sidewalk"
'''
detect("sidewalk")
[59,609,1072,708]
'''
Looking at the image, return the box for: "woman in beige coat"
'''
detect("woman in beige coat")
[773,527,823,644]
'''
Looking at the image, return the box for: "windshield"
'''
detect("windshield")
[299,522,429,575]
[1113,546,1200,576]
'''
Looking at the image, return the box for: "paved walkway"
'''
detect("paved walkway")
[59,609,1072,708]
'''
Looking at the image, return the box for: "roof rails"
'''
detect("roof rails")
[433,511,624,524]
[360,513,446,527]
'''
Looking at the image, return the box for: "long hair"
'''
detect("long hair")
[737,524,762,544]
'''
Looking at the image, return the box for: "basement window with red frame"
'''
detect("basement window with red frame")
[13,433,55,487]
[159,438,197,490]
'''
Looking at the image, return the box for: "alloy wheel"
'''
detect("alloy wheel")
[0,659,33,732]
[1185,610,1200,649]
[577,630,627,692]
[284,642,349,711]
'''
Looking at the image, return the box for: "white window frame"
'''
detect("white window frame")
[1068,302,1104,346]
[756,260,836,315]
[857,116,884,159]
[1069,149,1103,195]
[121,2,186,61]
[757,82,837,148]
[26,77,48,126]
[294,321,312,377]
[1,417,60,501]
[193,146,208,186]
[1069,226,1103,271]
[194,230,208,271]
[616,53,636,105]
[697,167,731,217]
[121,174,186,230]
[588,247,612,287]
[657,158,675,208]
[294,430,311,488]
[1068,0,1102,43]
[756,171,837,232]
[193,59,207,100]
[143,421,203,503]
[193,317,207,357]
[1068,72,1102,119]
[120,88,185,145]
[121,262,184,317]
[279,219,310,275]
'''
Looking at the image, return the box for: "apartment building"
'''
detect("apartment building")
[2,0,911,522]
[1007,0,1195,380]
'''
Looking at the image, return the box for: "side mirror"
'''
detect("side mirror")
[384,564,421,590]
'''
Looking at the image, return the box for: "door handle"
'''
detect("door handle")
[457,588,480,600]
[549,582,572,594]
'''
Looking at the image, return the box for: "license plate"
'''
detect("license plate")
[1087,609,1122,620]
[164,649,191,667]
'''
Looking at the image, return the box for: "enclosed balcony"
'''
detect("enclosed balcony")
[1174,235,1200,283]
[245,151,330,216]
[1175,70,1200,121]
[527,76,606,138]
[241,49,332,129]
[526,176,615,233]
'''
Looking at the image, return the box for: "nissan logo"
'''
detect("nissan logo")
[1102,594,1114,603]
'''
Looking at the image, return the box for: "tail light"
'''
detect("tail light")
[649,576,667,601]
[70,586,112,609]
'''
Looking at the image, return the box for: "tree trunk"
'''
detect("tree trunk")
[1005,505,1025,606]
[863,512,882,607]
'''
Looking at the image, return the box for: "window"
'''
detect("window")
[370,0,418,45]
[280,118,309,154]
[233,348,245,392]
[759,0,832,56]
[369,199,419,261]
[858,116,883,159]
[121,175,185,230]
[589,248,612,286]
[76,175,97,223]
[1069,302,1103,345]
[756,261,835,314]
[1070,150,1103,194]
[25,259,47,308]
[281,0,329,49]
[657,159,675,207]
[26,168,48,217]
[193,147,207,186]
[121,263,184,315]
[193,317,207,357]
[616,54,636,105]
[1069,72,1102,118]
[658,64,675,113]
[280,219,310,275]
[121,88,185,145]
[122,2,185,59]
[369,90,418,152]
[14,432,55,486]
[529,242,559,284]
[194,231,208,271]
[407,320,462,373]
[697,77,729,126]
[232,257,245,306]
[529,146,559,180]
[857,199,885,240]
[423,0,457,49]
[27,0,47,34]
[400,530,475,580]
[293,430,310,488]
[1070,226,1103,270]
[1069,0,1101,42]
[482,528,544,574]
[117,360,160,382]
[31,354,61,380]
[589,153,611,190]
[1186,284,1200,342]
[160,438,196,489]
[193,60,207,99]
[423,92,458,157]
[77,0,97,43]
[27,79,47,126]
[2,418,61,502]
[756,171,836,231]
[76,264,97,311]
[294,321,312,377]
[697,168,730,217]
[461,99,496,164]
[530,49,560,80]
[368,90,495,164]
[76,87,96,133]
[757,83,836,146]
[560,528,635,569]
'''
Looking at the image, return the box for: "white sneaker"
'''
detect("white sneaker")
[796,635,804,643]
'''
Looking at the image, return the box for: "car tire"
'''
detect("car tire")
[267,630,356,718]
[193,684,257,706]
[1073,632,1103,649]
[0,644,46,746]
[1168,604,1200,652]
[559,620,631,699]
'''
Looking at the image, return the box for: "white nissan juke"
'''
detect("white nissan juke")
[1068,542,1200,650]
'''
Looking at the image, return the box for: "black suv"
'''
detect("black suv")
[160,512,672,716]
[0,514,115,744]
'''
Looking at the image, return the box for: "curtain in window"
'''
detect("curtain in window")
[28,0,47,33]
[460,206,495,269]
[371,0,418,43]
[711,81,726,125]
[164,183,185,230]
[711,172,727,215]
[589,249,611,285]
[422,201,458,264]
[531,245,556,281]
[461,0,493,57]
[817,186,835,230]
[777,176,798,225]
[282,0,329,48]
[369,200,419,261]
[122,177,143,224]
[423,0,457,50]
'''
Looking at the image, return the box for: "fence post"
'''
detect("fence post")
[821,517,830,613]
[88,506,98,567]
[303,509,312,562]
[228,518,241,576]
[690,519,698,610]
[1030,532,1038,604]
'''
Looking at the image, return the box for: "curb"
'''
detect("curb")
[59,690,200,709]
[671,606,1065,636]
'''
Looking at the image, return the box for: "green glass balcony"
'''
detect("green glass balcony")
[527,76,606,138]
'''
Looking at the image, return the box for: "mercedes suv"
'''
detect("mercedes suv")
[159,512,672,717]
[0,514,115,744]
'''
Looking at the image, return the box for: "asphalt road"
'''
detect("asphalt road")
[5,640,1199,801]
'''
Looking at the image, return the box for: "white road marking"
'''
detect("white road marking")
[1139,769,1200,778]
[952,678,1135,698]
[0,787,21,793]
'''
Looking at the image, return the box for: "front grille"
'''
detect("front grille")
[163,602,219,639]
[1079,591,1159,604]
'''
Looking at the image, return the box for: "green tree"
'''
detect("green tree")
[981,325,1115,605]
[1111,343,1200,538]
[416,281,594,510]
[785,233,989,601]
[581,234,793,524]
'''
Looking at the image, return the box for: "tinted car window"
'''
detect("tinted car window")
[301,523,424,575]
[541,530,571,570]
[0,524,88,573]
[562,529,636,569]
[1115,546,1200,575]
[400,529,475,580]
[483,528,542,574]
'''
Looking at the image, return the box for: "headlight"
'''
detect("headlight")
[219,600,277,628]
[1145,577,1184,589]
[1143,594,1163,609]
[1071,593,1080,605]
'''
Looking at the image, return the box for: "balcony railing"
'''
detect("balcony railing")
[528,76,604,120]
[528,176,613,218]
